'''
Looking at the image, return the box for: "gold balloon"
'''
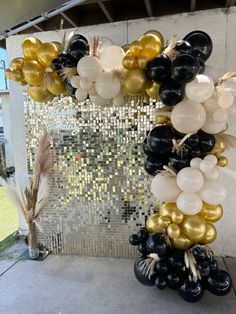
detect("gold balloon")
[146,81,160,99]
[211,137,225,155]
[37,43,59,68]
[144,30,164,47]
[5,68,23,82]
[137,56,148,69]
[160,202,177,217]
[170,234,192,250]
[146,214,161,234]
[171,209,184,224]
[122,44,130,53]
[139,34,162,61]
[10,57,25,72]
[130,40,143,57]
[122,55,137,70]
[182,215,207,242]
[51,41,62,51]
[167,223,181,239]
[199,203,223,223]
[156,115,170,125]
[28,85,53,103]
[123,69,147,95]
[23,60,45,86]
[200,223,217,244]
[217,155,228,167]
[18,79,27,86]
[46,74,66,95]
[22,37,42,60]
[157,215,171,228]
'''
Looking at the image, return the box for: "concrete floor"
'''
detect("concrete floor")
[0,255,236,314]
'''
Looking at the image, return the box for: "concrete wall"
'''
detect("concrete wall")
[6,7,236,256]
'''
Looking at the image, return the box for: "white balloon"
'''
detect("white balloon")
[190,157,202,169]
[90,94,108,106]
[171,100,206,133]
[88,83,97,96]
[201,116,226,134]
[199,160,215,173]
[100,45,125,71]
[218,92,234,109]
[221,78,236,97]
[227,102,236,116]
[151,173,181,202]
[204,154,217,165]
[199,181,226,205]
[80,77,92,91]
[176,167,204,193]
[75,87,87,101]
[212,108,228,123]
[70,76,80,88]
[113,94,124,106]
[77,56,102,82]
[204,168,219,181]
[185,75,214,103]
[204,66,219,83]
[204,98,219,113]
[176,192,203,215]
[95,72,121,99]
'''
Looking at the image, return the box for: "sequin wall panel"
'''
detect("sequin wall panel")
[24,95,158,258]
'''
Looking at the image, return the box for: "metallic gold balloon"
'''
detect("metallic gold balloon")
[182,215,207,242]
[139,34,162,61]
[200,223,217,244]
[167,223,181,239]
[23,60,45,86]
[10,57,26,72]
[156,115,170,125]
[171,209,184,224]
[160,202,177,217]
[5,68,23,81]
[28,85,53,103]
[46,74,66,95]
[123,68,147,95]
[122,55,137,70]
[144,30,164,47]
[122,44,130,53]
[146,81,160,99]
[211,137,225,155]
[37,43,59,68]
[157,215,171,228]
[51,41,62,51]
[217,155,228,167]
[137,55,148,69]
[22,37,42,60]
[146,214,161,234]
[170,234,192,250]
[18,79,27,86]
[199,203,223,223]
[130,40,143,57]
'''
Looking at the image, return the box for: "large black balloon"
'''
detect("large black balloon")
[137,227,149,243]
[143,138,153,156]
[174,40,192,55]
[206,270,232,296]
[138,242,149,255]
[147,125,174,155]
[197,57,205,74]
[144,155,166,176]
[146,233,170,257]
[178,280,204,302]
[185,134,200,148]
[159,79,184,106]
[129,234,140,246]
[191,246,206,261]
[197,260,210,277]
[147,54,171,83]
[68,39,89,60]
[166,273,181,290]
[155,276,167,290]
[59,51,78,68]
[198,131,215,153]
[183,30,213,61]
[169,250,185,272]
[51,58,62,72]
[172,53,200,83]
[169,153,190,172]
[134,257,156,286]
[155,260,169,275]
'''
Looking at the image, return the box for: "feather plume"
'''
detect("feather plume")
[218,72,236,85]
[34,175,49,219]
[163,35,177,58]
[215,133,236,150]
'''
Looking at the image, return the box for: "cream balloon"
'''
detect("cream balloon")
[151,173,181,202]
[221,77,236,97]
[204,98,219,113]
[201,116,226,134]
[199,181,226,205]
[88,83,97,96]
[95,72,121,99]
[100,45,125,71]
[176,167,204,193]
[227,102,236,115]
[212,108,228,123]
[190,157,202,169]
[204,168,219,181]
[204,66,219,83]
[176,192,203,215]
[80,77,92,91]
[113,94,124,106]
[204,154,217,165]
[199,160,215,173]
[77,56,102,82]
[75,87,87,101]
[90,94,108,106]
[70,76,80,88]
[218,92,234,109]
[171,100,206,134]
[185,75,214,103]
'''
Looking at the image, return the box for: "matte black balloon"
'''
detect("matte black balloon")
[159,79,184,106]
[183,30,213,61]
[147,125,174,155]
[198,131,216,153]
[144,155,166,176]
[172,53,200,83]
[197,57,205,74]
[209,259,218,274]
[147,54,171,83]
[143,138,153,156]
[155,276,167,290]
[138,242,149,254]
[185,134,200,148]
[169,153,190,172]
[137,227,149,243]
[155,260,169,275]
[169,250,185,271]
[134,257,156,286]
[197,260,210,277]
[166,273,181,290]
[66,81,76,97]
[206,270,232,296]
[129,234,140,246]
[178,280,204,302]
[174,40,192,55]
[51,58,62,72]
[146,233,170,257]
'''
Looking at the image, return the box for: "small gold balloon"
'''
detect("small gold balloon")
[37,43,59,68]
[199,203,223,223]
[200,223,217,244]
[157,215,171,228]
[146,81,160,99]
[51,41,62,51]
[170,234,192,250]
[156,115,170,125]
[22,37,42,60]
[46,74,66,95]
[137,55,149,70]
[5,68,23,82]
[139,34,162,61]
[130,40,143,57]
[144,30,164,47]
[167,223,181,239]
[160,202,177,217]
[122,44,130,53]
[217,155,228,167]
[28,85,53,103]
[171,209,184,224]
[211,138,225,155]
[123,68,147,95]
[10,57,26,72]
[23,60,45,86]
[182,215,207,243]
[146,214,161,234]
[122,55,137,70]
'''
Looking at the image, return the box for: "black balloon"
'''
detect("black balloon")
[68,38,89,60]
[138,242,149,255]
[59,51,78,68]
[197,260,210,277]
[129,234,140,246]
[159,79,184,106]
[144,155,166,176]
[206,270,232,296]
[197,57,205,74]
[174,40,192,55]
[146,233,170,257]
[183,30,213,61]
[169,250,185,271]
[155,260,169,275]
[147,54,171,83]
[198,131,215,153]
[51,58,62,72]
[189,147,201,159]
[178,280,204,302]
[169,153,190,172]
[155,276,167,290]
[137,228,149,242]
[143,138,153,156]
[185,134,200,148]
[134,257,156,286]
[191,246,206,261]
[166,273,181,290]
[66,81,76,97]
[208,259,218,274]
[172,53,200,83]
[147,125,174,155]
